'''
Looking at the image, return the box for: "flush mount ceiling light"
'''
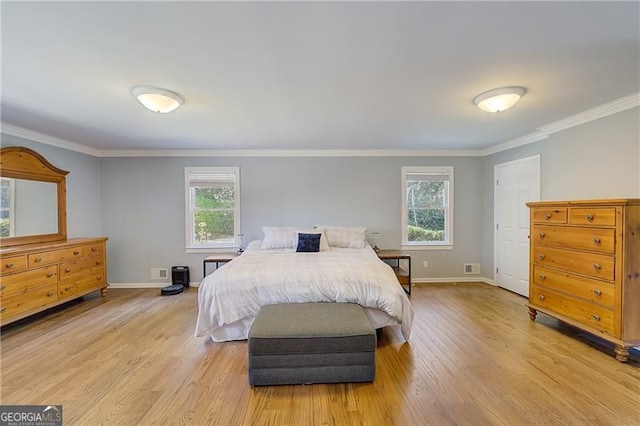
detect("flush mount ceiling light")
[473,86,526,113]
[131,86,184,113]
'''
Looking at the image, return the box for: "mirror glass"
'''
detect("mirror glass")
[1,177,58,238]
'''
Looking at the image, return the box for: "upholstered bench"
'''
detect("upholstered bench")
[248,303,376,386]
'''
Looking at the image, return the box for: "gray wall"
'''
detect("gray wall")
[0,134,102,237]
[2,106,637,285]
[481,107,640,280]
[100,155,484,283]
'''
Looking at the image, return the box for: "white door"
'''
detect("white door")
[494,155,540,296]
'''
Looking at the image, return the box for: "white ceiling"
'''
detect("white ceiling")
[1,1,639,152]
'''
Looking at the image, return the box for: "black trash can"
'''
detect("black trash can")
[171,266,190,288]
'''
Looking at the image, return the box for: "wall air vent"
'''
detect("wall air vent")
[464,263,480,275]
[151,268,168,280]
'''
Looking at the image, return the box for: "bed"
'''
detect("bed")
[195,227,414,343]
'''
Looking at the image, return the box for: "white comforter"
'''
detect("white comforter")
[195,242,414,342]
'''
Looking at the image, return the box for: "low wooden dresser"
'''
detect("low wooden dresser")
[0,237,108,325]
[526,199,640,361]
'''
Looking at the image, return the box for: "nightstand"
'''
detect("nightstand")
[203,252,239,278]
[377,250,411,296]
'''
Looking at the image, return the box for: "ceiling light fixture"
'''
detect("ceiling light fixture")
[131,86,184,113]
[473,86,526,113]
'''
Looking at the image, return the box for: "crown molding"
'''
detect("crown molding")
[0,122,482,157]
[481,130,548,156]
[538,93,640,135]
[2,92,638,158]
[98,148,484,158]
[482,92,640,156]
[0,123,102,157]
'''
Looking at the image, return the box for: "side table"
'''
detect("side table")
[203,252,239,278]
[377,250,411,296]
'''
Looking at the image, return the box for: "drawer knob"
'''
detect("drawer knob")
[47,291,55,297]
[591,314,600,321]
[96,261,103,265]
[74,250,80,255]
[0,285,5,291]
[97,276,102,281]
[585,214,594,221]
[65,286,71,291]
[593,288,602,296]
[92,247,97,252]
[544,213,551,220]
[6,263,14,268]
[592,237,601,244]
[65,268,71,273]
[0,307,5,313]
[538,254,545,260]
[539,274,546,280]
[47,272,54,278]
[592,263,601,270]
[34,257,42,263]
[539,232,545,238]
[538,294,545,301]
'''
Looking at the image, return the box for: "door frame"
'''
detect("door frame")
[493,154,541,288]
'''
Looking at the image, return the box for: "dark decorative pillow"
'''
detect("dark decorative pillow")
[296,233,321,252]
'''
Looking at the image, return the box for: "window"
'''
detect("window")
[185,167,240,251]
[401,166,453,249]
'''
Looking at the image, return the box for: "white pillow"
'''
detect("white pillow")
[261,226,297,249]
[296,229,330,251]
[316,226,367,248]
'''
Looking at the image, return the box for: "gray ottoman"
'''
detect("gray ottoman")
[248,303,376,386]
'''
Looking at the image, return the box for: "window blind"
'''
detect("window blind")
[188,172,236,188]
[406,172,450,182]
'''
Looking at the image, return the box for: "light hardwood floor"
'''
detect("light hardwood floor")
[1,284,639,425]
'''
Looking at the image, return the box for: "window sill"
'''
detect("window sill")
[186,247,238,254]
[401,244,454,251]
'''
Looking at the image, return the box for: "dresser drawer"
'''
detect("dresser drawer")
[82,242,104,257]
[58,273,105,299]
[569,208,616,226]
[28,247,83,267]
[59,255,105,280]
[533,246,614,281]
[532,208,567,224]
[532,225,615,254]
[0,283,58,323]
[530,285,614,335]
[0,255,27,275]
[0,265,58,298]
[533,266,614,308]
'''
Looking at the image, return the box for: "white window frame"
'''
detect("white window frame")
[401,166,454,250]
[185,167,241,252]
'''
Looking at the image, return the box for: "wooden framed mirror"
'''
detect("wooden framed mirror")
[0,146,68,247]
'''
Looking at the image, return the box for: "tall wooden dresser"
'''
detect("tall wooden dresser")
[0,146,109,326]
[526,199,640,361]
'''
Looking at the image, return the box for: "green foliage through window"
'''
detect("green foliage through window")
[192,187,235,243]
[186,167,240,248]
[406,179,447,243]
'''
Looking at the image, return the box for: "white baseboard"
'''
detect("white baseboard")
[109,279,492,289]
[108,282,200,289]
[413,276,496,286]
